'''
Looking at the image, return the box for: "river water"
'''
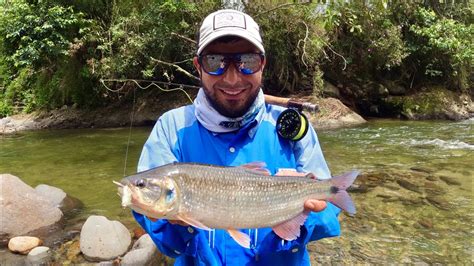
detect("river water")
[1,119,472,264]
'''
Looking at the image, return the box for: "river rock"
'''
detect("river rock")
[426,175,438,181]
[426,196,451,210]
[0,174,63,237]
[417,219,434,229]
[121,234,161,266]
[26,246,51,265]
[424,182,446,196]
[8,236,42,254]
[410,166,433,174]
[34,184,67,207]
[322,81,341,98]
[80,215,131,261]
[347,183,369,193]
[307,97,366,130]
[439,175,461,186]
[396,179,421,193]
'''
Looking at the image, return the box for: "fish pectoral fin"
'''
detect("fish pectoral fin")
[239,162,271,175]
[272,211,309,241]
[175,214,211,231]
[227,229,250,249]
[304,173,317,180]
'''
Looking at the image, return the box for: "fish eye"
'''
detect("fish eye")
[165,187,175,202]
[135,179,146,188]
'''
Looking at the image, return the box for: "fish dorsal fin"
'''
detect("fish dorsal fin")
[272,211,309,241]
[176,213,211,231]
[227,229,250,248]
[239,162,270,175]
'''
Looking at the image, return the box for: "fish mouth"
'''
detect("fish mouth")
[113,179,133,208]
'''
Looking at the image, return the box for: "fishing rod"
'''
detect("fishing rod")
[100,79,319,112]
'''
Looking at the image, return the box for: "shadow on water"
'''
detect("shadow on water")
[0,120,472,263]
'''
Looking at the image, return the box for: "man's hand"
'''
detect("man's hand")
[275,169,327,213]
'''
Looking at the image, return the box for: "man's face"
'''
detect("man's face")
[193,38,265,118]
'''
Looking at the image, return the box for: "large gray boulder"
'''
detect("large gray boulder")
[34,184,67,207]
[0,174,63,237]
[121,234,161,266]
[308,97,366,130]
[80,215,131,261]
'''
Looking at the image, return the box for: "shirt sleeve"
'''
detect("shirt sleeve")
[293,125,331,180]
[137,116,179,172]
[134,116,200,257]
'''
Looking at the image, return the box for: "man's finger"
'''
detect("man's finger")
[275,169,306,177]
[304,199,327,212]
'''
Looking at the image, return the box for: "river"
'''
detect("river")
[1,119,472,264]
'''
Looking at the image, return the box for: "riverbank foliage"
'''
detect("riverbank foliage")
[0,0,472,117]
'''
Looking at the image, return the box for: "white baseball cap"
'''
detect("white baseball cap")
[197,9,265,55]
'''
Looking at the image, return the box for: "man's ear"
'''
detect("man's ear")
[261,57,266,71]
[193,56,201,75]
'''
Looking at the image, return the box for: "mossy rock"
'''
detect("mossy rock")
[382,87,473,120]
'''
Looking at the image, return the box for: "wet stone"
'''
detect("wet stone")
[439,175,461,186]
[400,197,425,206]
[397,179,422,193]
[424,182,446,196]
[426,175,438,181]
[348,184,369,193]
[382,184,400,191]
[417,219,434,229]
[410,166,434,174]
[382,197,400,203]
[426,196,452,210]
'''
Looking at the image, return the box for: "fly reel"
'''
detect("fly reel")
[276,108,309,141]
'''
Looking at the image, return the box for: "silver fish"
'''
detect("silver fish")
[116,162,358,248]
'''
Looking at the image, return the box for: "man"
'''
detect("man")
[133,9,341,265]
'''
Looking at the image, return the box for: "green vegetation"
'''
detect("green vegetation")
[0,0,472,117]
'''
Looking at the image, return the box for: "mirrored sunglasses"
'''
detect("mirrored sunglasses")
[198,53,264,76]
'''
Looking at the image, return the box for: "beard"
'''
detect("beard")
[202,82,260,118]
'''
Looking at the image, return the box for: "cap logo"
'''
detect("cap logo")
[213,11,246,30]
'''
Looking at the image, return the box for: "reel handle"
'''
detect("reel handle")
[264,94,319,113]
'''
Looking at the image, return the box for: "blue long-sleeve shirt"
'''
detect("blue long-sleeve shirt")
[134,103,341,265]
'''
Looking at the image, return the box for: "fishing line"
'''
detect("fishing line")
[100,78,198,175]
[100,78,197,104]
[122,87,136,177]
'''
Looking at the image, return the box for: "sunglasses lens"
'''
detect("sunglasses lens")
[200,53,263,76]
[201,54,226,75]
[237,54,262,75]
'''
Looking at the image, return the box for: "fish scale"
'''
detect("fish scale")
[163,163,332,228]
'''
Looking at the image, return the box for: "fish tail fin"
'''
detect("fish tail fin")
[328,170,359,215]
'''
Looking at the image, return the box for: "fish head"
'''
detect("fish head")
[117,174,179,219]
